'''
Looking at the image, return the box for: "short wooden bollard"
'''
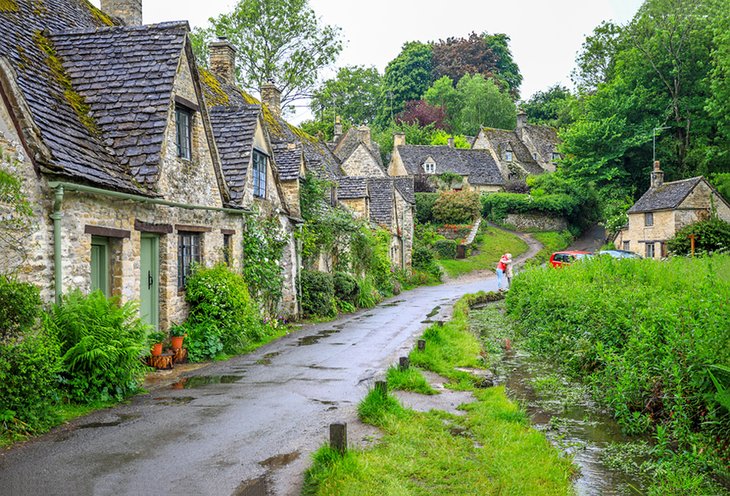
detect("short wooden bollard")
[437,320,444,327]
[399,356,410,371]
[375,380,388,397]
[417,339,426,351]
[329,422,347,455]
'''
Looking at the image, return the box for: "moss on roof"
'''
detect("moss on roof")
[83,0,114,26]
[0,0,19,12]
[199,68,230,107]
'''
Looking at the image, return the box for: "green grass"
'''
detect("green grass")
[303,292,576,495]
[386,366,437,395]
[527,230,573,266]
[438,227,528,278]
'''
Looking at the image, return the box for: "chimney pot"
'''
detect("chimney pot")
[260,83,282,117]
[333,115,343,141]
[358,125,371,144]
[209,38,237,84]
[650,161,664,188]
[447,137,454,148]
[100,0,142,26]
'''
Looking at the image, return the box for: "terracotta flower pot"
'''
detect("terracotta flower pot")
[150,342,163,356]
[170,335,184,350]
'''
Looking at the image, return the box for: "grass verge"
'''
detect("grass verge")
[526,230,573,266]
[439,226,529,278]
[303,292,576,495]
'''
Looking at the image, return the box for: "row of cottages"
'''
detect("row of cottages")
[0,0,414,333]
[614,162,730,258]
[386,111,560,191]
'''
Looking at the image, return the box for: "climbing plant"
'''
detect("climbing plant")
[0,147,35,272]
[242,211,288,316]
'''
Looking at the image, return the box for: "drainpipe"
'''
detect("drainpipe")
[51,184,64,305]
[296,223,303,317]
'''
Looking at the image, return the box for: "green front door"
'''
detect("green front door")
[140,234,159,330]
[90,236,110,296]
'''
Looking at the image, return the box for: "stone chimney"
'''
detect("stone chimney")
[393,132,406,148]
[358,125,371,144]
[516,109,527,138]
[209,37,237,84]
[333,115,343,142]
[100,0,142,26]
[650,160,664,188]
[447,137,454,148]
[260,82,282,117]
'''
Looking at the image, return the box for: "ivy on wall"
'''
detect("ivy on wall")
[0,147,35,273]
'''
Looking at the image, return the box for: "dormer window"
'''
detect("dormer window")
[505,150,513,162]
[533,153,538,161]
[551,152,560,162]
[175,106,193,160]
[423,159,436,174]
[252,149,267,198]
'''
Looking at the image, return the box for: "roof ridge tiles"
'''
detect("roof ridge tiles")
[48,20,190,37]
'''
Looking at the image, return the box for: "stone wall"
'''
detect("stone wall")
[340,198,368,219]
[504,213,567,232]
[387,148,409,177]
[341,144,385,177]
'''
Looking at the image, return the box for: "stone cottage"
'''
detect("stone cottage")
[614,162,730,258]
[0,0,276,330]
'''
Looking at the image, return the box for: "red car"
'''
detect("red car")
[549,251,592,268]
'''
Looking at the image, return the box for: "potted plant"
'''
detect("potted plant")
[169,324,187,350]
[147,331,166,356]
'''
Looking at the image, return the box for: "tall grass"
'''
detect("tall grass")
[507,255,730,492]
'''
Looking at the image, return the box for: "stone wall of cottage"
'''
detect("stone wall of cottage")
[471,184,503,193]
[277,214,299,317]
[387,149,409,177]
[504,213,567,232]
[620,210,674,258]
[279,180,301,218]
[341,144,385,177]
[340,198,368,219]
[394,193,414,269]
[678,181,730,225]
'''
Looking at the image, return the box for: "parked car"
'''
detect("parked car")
[549,251,593,268]
[598,249,642,259]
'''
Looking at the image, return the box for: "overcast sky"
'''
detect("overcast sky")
[92,0,644,123]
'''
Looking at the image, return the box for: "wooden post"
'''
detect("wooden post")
[375,380,388,397]
[437,320,444,327]
[417,339,426,351]
[689,234,696,257]
[399,356,410,371]
[329,422,347,455]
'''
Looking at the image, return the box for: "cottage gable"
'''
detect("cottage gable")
[331,126,385,178]
[473,127,545,179]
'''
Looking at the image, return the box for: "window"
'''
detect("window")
[645,242,655,258]
[178,232,201,289]
[644,212,654,227]
[505,150,513,162]
[622,241,630,251]
[90,236,110,297]
[551,152,560,162]
[176,106,193,160]
[252,149,267,198]
[223,233,232,266]
[532,152,538,161]
[423,159,435,174]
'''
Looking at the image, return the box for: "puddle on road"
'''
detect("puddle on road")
[170,375,243,389]
[297,329,339,346]
[260,451,300,469]
[77,414,140,429]
[256,351,281,365]
[381,299,405,307]
[307,364,345,370]
[426,306,441,318]
[154,396,195,406]
[234,477,268,496]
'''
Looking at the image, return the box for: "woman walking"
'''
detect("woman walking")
[496,253,509,291]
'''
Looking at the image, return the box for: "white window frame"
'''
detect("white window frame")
[252,149,268,199]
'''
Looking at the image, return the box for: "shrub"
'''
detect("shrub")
[668,218,730,255]
[0,275,42,342]
[433,239,458,259]
[333,272,359,305]
[415,193,439,224]
[300,270,337,318]
[184,264,265,360]
[503,179,530,194]
[412,245,442,280]
[355,276,381,308]
[49,290,148,403]
[432,191,481,224]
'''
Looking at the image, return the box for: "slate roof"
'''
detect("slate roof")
[50,22,188,187]
[332,127,384,169]
[396,145,504,185]
[394,176,415,204]
[271,142,303,181]
[628,177,704,214]
[208,104,260,204]
[478,128,544,175]
[368,178,394,226]
[336,176,368,200]
[0,0,148,192]
[522,124,559,163]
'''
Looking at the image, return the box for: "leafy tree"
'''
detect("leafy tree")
[521,84,578,129]
[310,65,382,135]
[372,122,437,163]
[483,33,522,98]
[190,0,342,109]
[377,42,433,126]
[571,21,623,92]
[705,2,730,170]
[668,218,730,255]
[429,130,471,148]
[395,100,447,130]
[424,76,461,130]
[455,74,516,135]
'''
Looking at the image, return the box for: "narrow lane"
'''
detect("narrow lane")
[0,276,496,496]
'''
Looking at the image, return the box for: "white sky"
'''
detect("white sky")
[91,0,644,123]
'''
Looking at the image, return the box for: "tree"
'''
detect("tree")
[190,0,342,110]
[309,65,382,134]
[454,74,516,135]
[522,84,578,129]
[377,42,433,126]
[395,100,447,130]
[571,21,623,92]
[424,76,461,130]
[483,33,522,99]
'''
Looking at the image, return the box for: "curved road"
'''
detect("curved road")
[1,275,502,496]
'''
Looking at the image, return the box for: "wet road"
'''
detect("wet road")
[0,276,495,496]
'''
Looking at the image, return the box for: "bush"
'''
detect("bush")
[300,270,337,318]
[432,191,481,224]
[355,276,381,308]
[0,275,42,342]
[412,245,442,280]
[49,290,148,403]
[333,272,359,306]
[433,239,458,259]
[184,264,265,361]
[415,193,439,224]
[668,218,730,255]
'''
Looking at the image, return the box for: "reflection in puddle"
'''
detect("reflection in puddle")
[77,414,140,429]
[154,396,195,406]
[171,375,243,389]
[256,351,281,365]
[297,329,339,346]
[234,476,268,496]
[260,451,300,469]
[381,300,405,307]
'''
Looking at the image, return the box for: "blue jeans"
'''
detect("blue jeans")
[496,269,505,290]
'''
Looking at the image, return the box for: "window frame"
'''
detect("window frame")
[175,105,193,161]
[505,150,513,162]
[622,241,630,251]
[644,212,654,227]
[645,242,655,258]
[177,232,201,290]
[223,233,232,266]
[252,149,268,199]
[90,236,110,297]
[423,160,435,174]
